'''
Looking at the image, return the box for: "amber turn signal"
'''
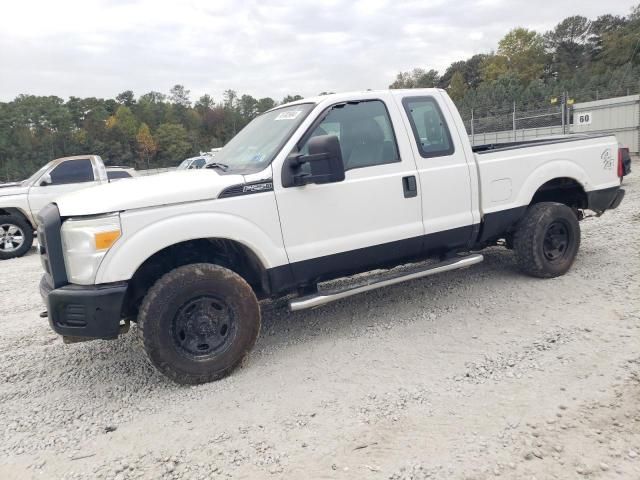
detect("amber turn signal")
[94,230,121,250]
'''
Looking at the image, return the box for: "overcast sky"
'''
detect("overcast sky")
[0,0,637,103]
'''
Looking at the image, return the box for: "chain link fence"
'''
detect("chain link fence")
[461,80,640,150]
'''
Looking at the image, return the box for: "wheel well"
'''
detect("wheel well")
[0,208,33,229]
[122,238,269,320]
[530,178,587,210]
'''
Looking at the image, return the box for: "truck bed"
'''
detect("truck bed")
[474,134,620,217]
[472,134,610,154]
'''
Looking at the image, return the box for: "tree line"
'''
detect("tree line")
[1,5,638,181]
[390,5,640,119]
[0,86,305,181]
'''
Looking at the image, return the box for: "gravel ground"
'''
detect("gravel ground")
[1,172,638,480]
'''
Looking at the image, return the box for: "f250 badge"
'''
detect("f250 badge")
[601,149,613,170]
[243,182,273,193]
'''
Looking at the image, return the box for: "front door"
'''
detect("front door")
[274,96,424,284]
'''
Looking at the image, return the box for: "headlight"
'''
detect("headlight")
[60,213,122,284]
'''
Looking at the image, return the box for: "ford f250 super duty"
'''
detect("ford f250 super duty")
[37,89,626,384]
[0,155,109,259]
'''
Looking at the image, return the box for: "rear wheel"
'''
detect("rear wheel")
[0,215,34,260]
[137,263,261,384]
[513,202,580,278]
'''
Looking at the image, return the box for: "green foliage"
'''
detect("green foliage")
[282,94,304,103]
[448,71,467,103]
[483,28,547,83]
[256,97,276,113]
[116,90,135,106]
[155,123,191,166]
[135,123,157,170]
[169,85,191,107]
[389,68,440,88]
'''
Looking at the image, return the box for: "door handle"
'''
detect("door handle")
[402,175,417,198]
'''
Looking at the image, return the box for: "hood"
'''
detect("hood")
[55,169,246,217]
[0,183,28,198]
[0,181,22,189]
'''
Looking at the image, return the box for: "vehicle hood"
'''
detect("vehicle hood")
[0,183,28,197]
[55,170,246,217]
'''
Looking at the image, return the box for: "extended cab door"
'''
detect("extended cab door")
[274,95,424,284]
[28,158,99,220]
[393,91,478,253]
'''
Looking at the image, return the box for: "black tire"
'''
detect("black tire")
[514,202,580,278]
[137,263,261,384]
[0,215,34,260]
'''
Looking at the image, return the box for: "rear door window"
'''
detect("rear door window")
[402,97,454,158]
[107,170,132,180]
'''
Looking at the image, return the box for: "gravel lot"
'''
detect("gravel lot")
[1,172,638,480]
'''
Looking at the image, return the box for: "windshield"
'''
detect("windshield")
[177,159,192,170]
[214,103,314,172]
[190,158,206,169]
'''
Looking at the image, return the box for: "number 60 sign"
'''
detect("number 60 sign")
[575,112,592,125]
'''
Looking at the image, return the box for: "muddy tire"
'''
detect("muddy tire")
[137,263,261,384]
[0,215,34,260]
[514,202,580,278]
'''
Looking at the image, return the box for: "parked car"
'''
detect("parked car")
[106,166,138,181]
[38,89,625,384]
[178,150,224,170]
[0,155,109,259]
[177,156,210,170]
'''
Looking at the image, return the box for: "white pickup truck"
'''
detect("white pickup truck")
[0,155,109,259]
[37,89,626,384]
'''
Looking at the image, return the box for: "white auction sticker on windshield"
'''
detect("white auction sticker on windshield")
[275,110,302,120]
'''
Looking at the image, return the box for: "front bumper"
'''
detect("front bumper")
[40,275,127,340]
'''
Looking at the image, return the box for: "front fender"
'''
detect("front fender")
[95,210,288,284]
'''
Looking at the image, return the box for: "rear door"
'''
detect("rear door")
[274,94,424,283]
[28,158,99,219]
[394,91,476,253]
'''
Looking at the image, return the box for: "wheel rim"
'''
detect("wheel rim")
[543,221,570,262]
[0,223,25,253]
[172,295,235,360]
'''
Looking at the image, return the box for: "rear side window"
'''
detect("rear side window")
[49,159,94,185]
[107,170,131,180]
[402,97,454,158]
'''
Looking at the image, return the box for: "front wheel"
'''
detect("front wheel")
[137,263,261,384]
[0,215,34,260]
[513,202,581,278]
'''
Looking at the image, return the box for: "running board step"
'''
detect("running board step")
[289,253,483,312]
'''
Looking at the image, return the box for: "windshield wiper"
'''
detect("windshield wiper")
[205,162,229,171]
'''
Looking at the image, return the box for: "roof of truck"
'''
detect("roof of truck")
[276,88,445,110]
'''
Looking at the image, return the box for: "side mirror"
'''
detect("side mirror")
[282,135,345,188]
[40,174,52,186]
